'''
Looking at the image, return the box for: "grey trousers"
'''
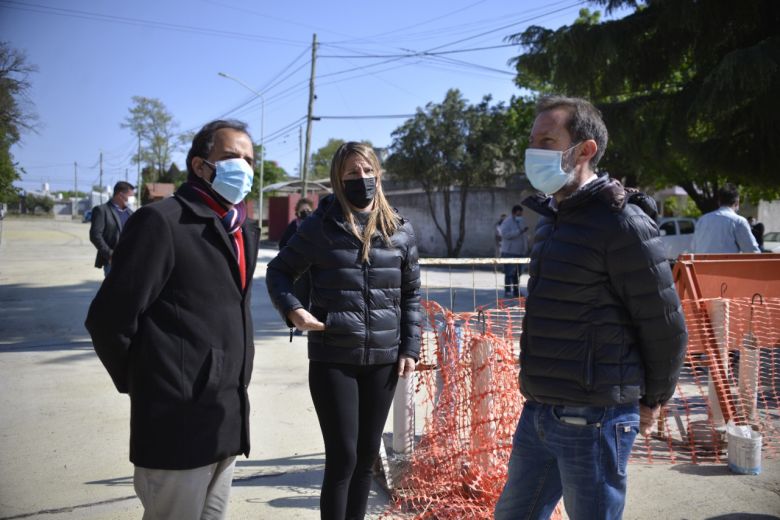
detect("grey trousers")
[133,456,236,520]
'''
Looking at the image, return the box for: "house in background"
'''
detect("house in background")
[143,183,175,204]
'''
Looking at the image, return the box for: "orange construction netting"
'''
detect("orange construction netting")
[384,295,780,519]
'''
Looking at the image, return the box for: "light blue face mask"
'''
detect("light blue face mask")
[205,158,254,204]
[524,143,580,195]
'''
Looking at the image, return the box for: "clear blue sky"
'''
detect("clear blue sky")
[1,0,623,193]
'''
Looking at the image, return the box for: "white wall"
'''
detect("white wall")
[385,187,539,257]
[758,200,780,233]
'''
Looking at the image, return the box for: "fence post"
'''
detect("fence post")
[707,299,730,428]
[393,371,415,454]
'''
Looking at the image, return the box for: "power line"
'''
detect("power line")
[0,0,306,46]
[315,115,415,120]
[319,43,517,59]
[426,0,586,52]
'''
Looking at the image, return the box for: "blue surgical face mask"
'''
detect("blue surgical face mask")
[524,143,580,195]
[204,158,254,204]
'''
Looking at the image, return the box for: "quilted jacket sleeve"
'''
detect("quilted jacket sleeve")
[266,220,316,326]
[399,221,422,360]
[606,207,688,407]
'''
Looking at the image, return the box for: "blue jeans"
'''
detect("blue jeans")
[494,400,640,520]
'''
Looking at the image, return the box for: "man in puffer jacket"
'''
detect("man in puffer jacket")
[495,96,688,520]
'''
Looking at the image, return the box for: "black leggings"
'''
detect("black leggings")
[309,361,398,520]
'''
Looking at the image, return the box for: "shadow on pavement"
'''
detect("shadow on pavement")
[670,464,733,477]
[0,280,102,350]
[706,515,780,520]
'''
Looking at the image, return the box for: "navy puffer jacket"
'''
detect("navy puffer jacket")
[520,176,688,408]
[266,194,422,364]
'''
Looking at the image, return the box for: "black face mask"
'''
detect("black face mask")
[343,177,377,209]
[297,209,311,219]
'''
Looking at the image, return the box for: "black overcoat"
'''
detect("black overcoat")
[85,182,259,470]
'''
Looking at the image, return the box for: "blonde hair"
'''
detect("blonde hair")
[330,142,400,262]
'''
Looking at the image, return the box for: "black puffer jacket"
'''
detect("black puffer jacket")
[520,176,688,408]
[266,195,422,364]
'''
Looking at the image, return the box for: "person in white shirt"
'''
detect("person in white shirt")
[691,183,760,253]
[499,205,529,297]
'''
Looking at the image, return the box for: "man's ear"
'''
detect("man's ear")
[191,157,210,180]
[579,139,598,165]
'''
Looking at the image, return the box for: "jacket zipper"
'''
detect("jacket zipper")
[363,261,370,364]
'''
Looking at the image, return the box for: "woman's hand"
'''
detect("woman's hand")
[397,355,416,378]
[287,308,325,331]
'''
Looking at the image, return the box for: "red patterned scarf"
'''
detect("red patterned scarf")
[190,183,248,290]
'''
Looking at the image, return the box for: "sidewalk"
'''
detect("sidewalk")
[0,217,778,519]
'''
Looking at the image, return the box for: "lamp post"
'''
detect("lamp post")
[217,72,265,234]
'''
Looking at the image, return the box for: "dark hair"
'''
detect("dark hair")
[717,183,740,207]
[186,119,252,176]
[536,95,608,169]
[113,181,135,196]
[511,205,523,214]
[295,198,313,212]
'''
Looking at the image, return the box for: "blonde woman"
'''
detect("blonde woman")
[266,142,421,519]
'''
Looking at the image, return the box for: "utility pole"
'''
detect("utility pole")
[73,161,78,196]
[302,33,318,197]
[136,132,141,198]
[298,125,303,182]
[217,72,266,235]
[99,151,104,197]
[125,168,128,182]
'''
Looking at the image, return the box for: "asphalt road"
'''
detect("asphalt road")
[0,216,778,519]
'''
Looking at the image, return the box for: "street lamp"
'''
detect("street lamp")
[217,72,265,235]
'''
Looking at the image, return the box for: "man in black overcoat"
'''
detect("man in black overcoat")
[85,119,259,519]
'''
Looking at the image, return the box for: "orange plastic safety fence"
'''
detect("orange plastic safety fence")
[384,296,780,519]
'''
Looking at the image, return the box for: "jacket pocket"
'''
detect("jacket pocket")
[193,348,224,402]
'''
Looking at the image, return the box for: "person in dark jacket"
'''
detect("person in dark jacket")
[89,181,135,276]
[266,142,421,520]
[85,120,259,520]
[278,197,314,335]
[494,96,688,520]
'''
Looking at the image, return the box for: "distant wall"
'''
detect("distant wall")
[758,200,780,233]
[385,187,538,257]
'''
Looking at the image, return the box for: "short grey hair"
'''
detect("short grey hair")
[536,95,608,169]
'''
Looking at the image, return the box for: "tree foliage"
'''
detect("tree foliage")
[310,138,346,179]
[0,42,37,203]
[508,0,780,212]
[386,89,522,257]
[121,96,179,179]
[249,143,288,201]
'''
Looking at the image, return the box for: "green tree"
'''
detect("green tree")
[158,162,186,186]
[508,0,780,212]
[0,42,38,203]
[310,138,346,179]
[121,96,179,180]
[386,89,521,257]
[249,143,288,201]
[25,193,53,214]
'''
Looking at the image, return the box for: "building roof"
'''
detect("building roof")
[144,183,175,198]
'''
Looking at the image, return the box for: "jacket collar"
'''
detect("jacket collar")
[523,175,626,217]
[175,182,259,293]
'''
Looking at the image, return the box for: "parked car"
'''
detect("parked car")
[82,209,92,223]
[763,231,780,253]
[658,217,697,262]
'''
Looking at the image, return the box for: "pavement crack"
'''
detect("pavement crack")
[0,495,136,519]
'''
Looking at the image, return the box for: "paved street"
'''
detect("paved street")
[0,216,778,519]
